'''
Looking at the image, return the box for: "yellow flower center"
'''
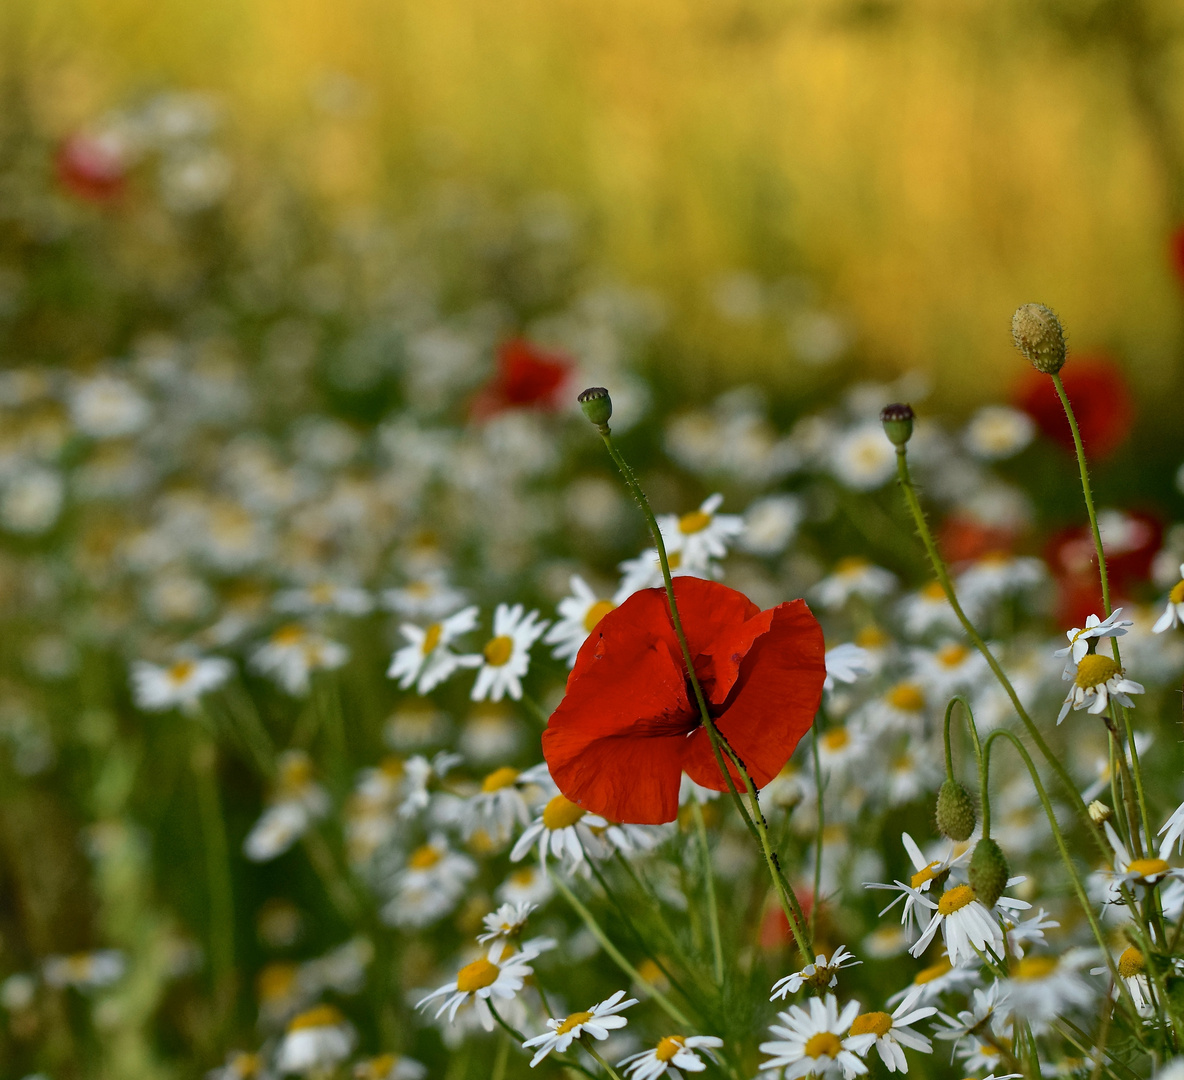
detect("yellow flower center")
[456,958,500,992]
[556,1010,594,1035]
[910,861,942,889]
[668,550,683,570]
[510,868,537,885]
[272,624,306,646]
[421,622,443,655]
[1127,857,1170,880]
[1171,580,1184,604]
[358,1057,395,1079]
[257,962,298,1000]
[821,727,850,751]
[914,957,953,984]
[835,556,869,576]
[408,844,442,870]
[168,659,196,683]
[888,683,925,711]
[1118,946,1145,978]
[937,643,969,667]
[1075,654,1120,689]
[542,794,586,831]
[655,1035,686,1062]
[804,1032,843,1059]
[380,755,405,779]
[231,1053,260,1077]
[937,884,977,915]
[309,583,335,605]
[1013,955,1058,980]
[288,1003,345,1031]
[482,766,520,792]
[583,599,616,632]
[979,550,1011,565]
[279,755,313,789]
[850,1011,893,1038]
[679,509,713,534]
[483,635,515,667]
[922,581,946,600]
[856,626,888,648]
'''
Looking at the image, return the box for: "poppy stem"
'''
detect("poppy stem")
[941,697,989,838]
[597,430,814,959]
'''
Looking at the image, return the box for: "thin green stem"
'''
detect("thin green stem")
[582,1039,626,1080]
[519,693,551,728]
[190,738,235,990]
[491,1033,510,1080]
[811,731,824,936]
[550,870,691,1026]
[942,697,990,836]
[691,798,725,984]
[487,1000,605,1080]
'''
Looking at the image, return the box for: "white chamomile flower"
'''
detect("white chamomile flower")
[416,944,536,1029]
[1053,608,1132,674]
[243,750,330,862]
[131,655,233,714]
[898,581,963,637]
[460,761,553,844]
[657,494,743,572]
[522,990,637,1068]
[829,421,897,491]
[352,1054,428,1080]
[1056,653,1144,724]
[618,1033,724,1079]
[1159,798,1184,856]
[1101,821,1184,902]
[275,1005,356,1075]
[543,575,617,667]
[934,984,1006,1055]
[387,606,482,694]
[962,405,1034,461]
[909,642,986,698]
[847,988,937,1073]
[813,557,897,611]
[909,885,1004,967]
[886,957,979,1007]
[955,552,1045,608]
[476,901,542,945]
[250,624,349,696]
[510,794,609,872]
[273,581,374,616]
[471,603,549,702]
[381,571,468,620]
[824,643,873,692]
[865,833,968,941]
[616,543,700,600]
[206,1051,273,1080]
[42,950,126,990]
[759,994,873,1079]
[1092,946,1155,1017]
[997,950,1097,1032]
[740,494,802,556]
[384,836,477,928]
[1153,563,1184,633]
[771,946,862,1000]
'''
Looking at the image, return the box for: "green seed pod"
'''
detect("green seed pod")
[577,386,612,430]
[968,837,1010,909]
[1011,303,1067,374]
[935,778,976,842]
[879,402,915,447]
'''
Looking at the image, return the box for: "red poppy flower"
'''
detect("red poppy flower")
[469,338,572,419]
[55,132,128,202]
[1013,356,1133,460]
[542,577,826,825]
[938,513,1019,566]
[1170,224,1184,288]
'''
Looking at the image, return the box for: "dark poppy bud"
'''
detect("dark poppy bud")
[1011,303,1067,374]
[968,837,1010,909]
[935,778,976,841]
[577,387,612,430]
[880,402,915,447]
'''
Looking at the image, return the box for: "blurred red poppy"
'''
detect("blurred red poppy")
[55,133,128,202]
[542,577,825,825]
[938,514,1019,566]
[1013,356,1133,460]
[1169,224,1184,287]
[469,338,572,419]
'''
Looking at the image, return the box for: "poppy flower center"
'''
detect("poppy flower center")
[1013,955,1057,980]
[914,957,952,984]
[583,599,616,632]
[421,623,443,655]
[484,635,514,666]
[408,844,442,869]
[289,1004,345,1031]
[937,884,977,915]
[168,659,196,682]
[556,1010,593,1035]
[804,1032,843,1059]
[679,509,712,534]
[1171,580,1184,604]
[655,1035,685,1062]
[1118,946,1145,977]
[849,1011,892,1038]
[542,794,586,831]
[1127,857,1169,879]
[910,861,942,888]
[482,766,520,792]
[1075,654,1120,689]
[456,958,500,992]
[888,683,925,711]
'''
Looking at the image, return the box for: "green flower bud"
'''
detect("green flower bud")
[879,402,915,447]
[968,837,1010,909]
[577,387,612,430]
[935,778,976,842]
[1011,303,1067,374]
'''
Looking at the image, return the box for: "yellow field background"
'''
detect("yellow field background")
[9,0,1184,410]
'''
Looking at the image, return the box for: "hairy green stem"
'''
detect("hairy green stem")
[943,697,990,836]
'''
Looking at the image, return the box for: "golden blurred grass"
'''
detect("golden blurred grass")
[9,0,1184,410]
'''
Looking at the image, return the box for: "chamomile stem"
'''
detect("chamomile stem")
[582,1040,626,1080]
[491,1032,509,1080]
[811,729,824,935]
[190,736,235,991]
[550,870,692,1027]
[691,798,725,984]
[599,430,813,958]
[942,697,989,837]
[894,447,1107,856]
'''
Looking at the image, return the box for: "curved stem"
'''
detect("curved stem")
[487,1001,599,1080]
[942,697,990,836]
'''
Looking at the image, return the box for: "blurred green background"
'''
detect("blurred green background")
[7,0,1184,414]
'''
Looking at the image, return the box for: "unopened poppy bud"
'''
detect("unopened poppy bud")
[1088,799,1112,825]
[577,387,612,430]
[1011,303,1067,374]
[880,402,914,447]
[935,778,976,841]
[968,837,1010,909]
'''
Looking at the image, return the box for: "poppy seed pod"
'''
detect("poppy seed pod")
[880,402,915,447]
[1011,304,1067,374]
[577,387,612,430]
[935,778,976,842]
[968,837,1010,909]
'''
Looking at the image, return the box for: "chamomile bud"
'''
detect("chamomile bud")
[879,402,915,447]
[935,778,976,842]
[1088,799,1112,825]
[968,837,1010,909]
[577,387,612,431]
[1011,303,1067,374]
